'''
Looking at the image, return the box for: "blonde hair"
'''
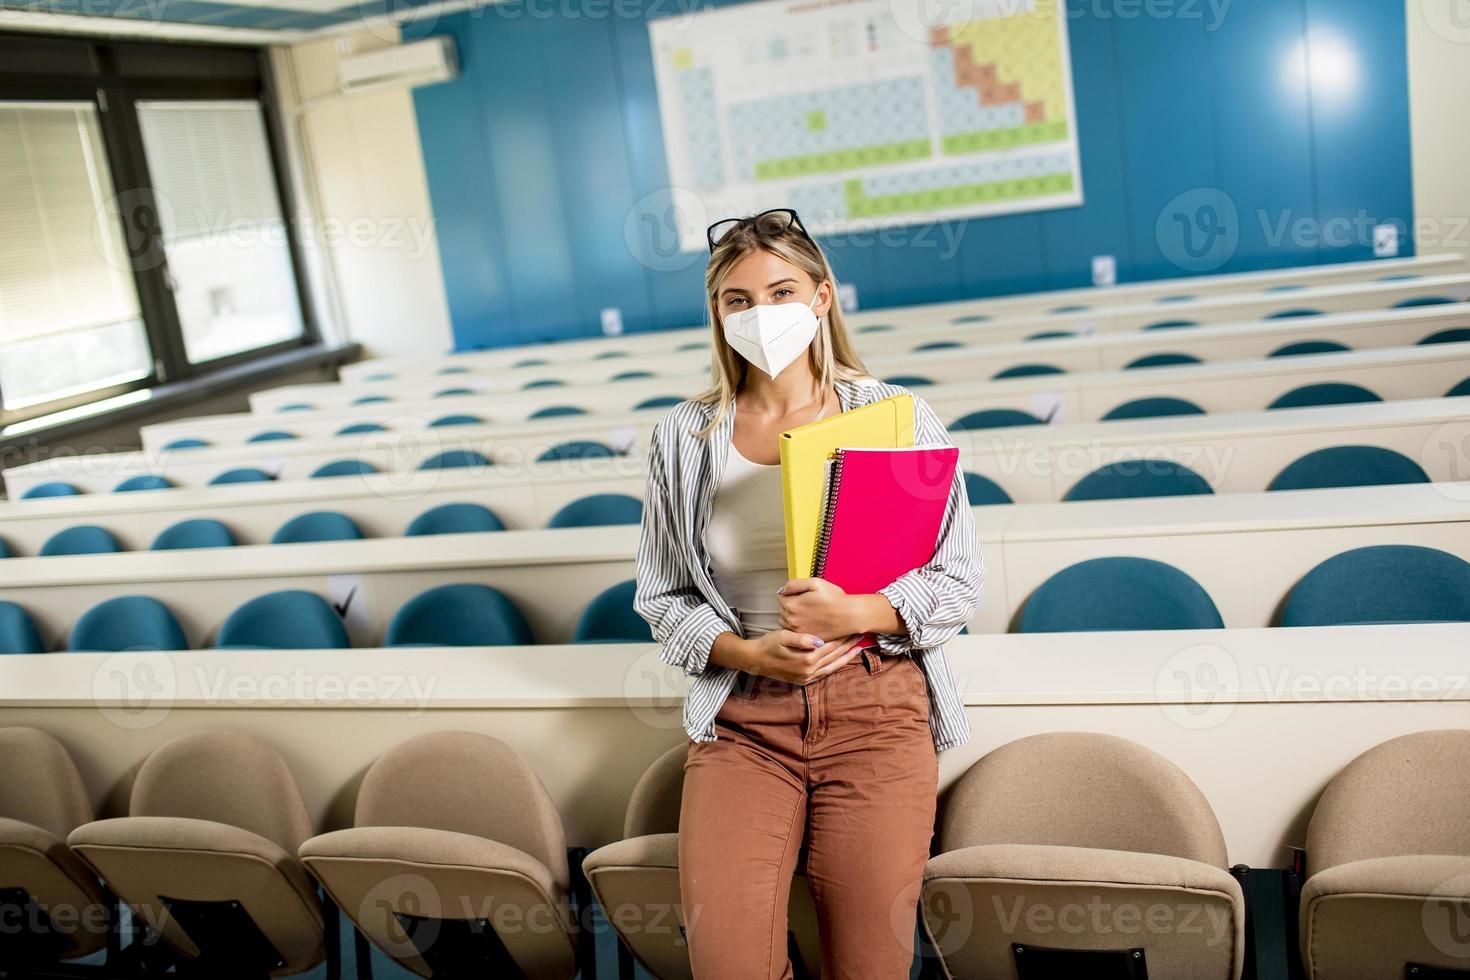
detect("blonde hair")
[692,217,869,437]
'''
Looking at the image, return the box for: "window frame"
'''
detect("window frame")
[0,33,321,428]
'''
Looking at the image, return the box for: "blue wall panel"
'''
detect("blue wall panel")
[415,0,1416,351]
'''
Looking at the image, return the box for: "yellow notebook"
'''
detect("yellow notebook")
[779,393,915,579]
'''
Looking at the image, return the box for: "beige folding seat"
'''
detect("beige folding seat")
[580,743,822,980]
[67,730,327,977]
[1299,729,1470,978]
[922,732,1245,980]
[0,727,111,968]
[298,730,580,980]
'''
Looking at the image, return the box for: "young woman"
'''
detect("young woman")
[633,208,984,978]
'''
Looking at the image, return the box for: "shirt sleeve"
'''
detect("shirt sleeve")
[873,394,986,656]
[633,418,733,677]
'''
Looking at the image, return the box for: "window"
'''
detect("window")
[0,102,152,411]
[136,100,305,364]
[0,35,317,428]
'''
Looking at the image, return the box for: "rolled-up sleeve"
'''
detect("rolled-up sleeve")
[873,395,985,656]
[633,419,732,677]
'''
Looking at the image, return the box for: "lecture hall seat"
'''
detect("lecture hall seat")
[208,467,275,485]
[537,440,614,462]
[67,731,330,978]
[1278,545,1470,627]
[217,591,350,649]
[428,413,485,427]
[992,363,1064,380]
[0,728,111,967]
[299,732,582,979]
[1063,460,1213,502]
[1269,340,1349,358]
[38,525,123,558]
[20,482,82,500]
[529,405,587,419]
[1266,446,1429,492]
[0,601,44,654]
[547,493,643,529]
[1018,557,1225,633]
[418,449,492,470]
[113,475,174,493]
[1420,327,1470,345]
[269,511,364,545]
[151,518,237,551]
[246,430,297,443]
[384,583,533,647]
[1298,730,1470,979]
[962,472,1012,507]
[309,459,378,479]
[635,395,685,410]
[1124,352,1201,369]
[68,596,189,653]
[1100,396,1206,421]
[922,733,1244,978]
[404,502,506,536]
[948,408,1045,431]
[574,580,652,643]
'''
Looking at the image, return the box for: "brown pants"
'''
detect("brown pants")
[679,648,938,979]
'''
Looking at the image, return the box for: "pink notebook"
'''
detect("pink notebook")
[814,446,960,649]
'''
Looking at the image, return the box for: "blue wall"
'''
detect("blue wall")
[414,0,1414,351]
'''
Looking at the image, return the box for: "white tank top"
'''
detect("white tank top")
[703,396,830,638]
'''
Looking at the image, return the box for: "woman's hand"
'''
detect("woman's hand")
[738,630,865,685]
[778,578,908,640]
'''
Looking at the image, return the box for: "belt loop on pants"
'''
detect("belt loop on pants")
[860,648,880,674]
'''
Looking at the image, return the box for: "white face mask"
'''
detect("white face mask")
[721,291,821,380]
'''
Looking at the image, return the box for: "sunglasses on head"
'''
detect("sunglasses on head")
[706,208,818,253]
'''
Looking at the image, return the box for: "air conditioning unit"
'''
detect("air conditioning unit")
[339,38,458,95]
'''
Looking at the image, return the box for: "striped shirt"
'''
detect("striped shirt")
[633,375,985,752]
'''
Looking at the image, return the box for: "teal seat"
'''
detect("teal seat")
[594,350,629,360]
[635,395,684,410]
[611,371,655,382]
[428,414,485,428]
[352,395,393,405]
[538,440,613,462]
[513,358,549,368]
[277,403,314,412]
[336,422,388,436]
[676,341,709,350]
[1268,382,1380,410]
[962,472,1012,507]
[1156,295,1197,303]
[433,387,475,398]
[1420,328,1470,345]
[114,475,173,493]
[1393,296,1457,308]
[0,602,43,654]
[419,450,491,470]
[1101,397,1206,421]
[529,405,586,419]
[386,583,532,647]
[22,482,82,499]
[857,324,895,333]
[1124,353,1200,370]
[883,375,934,387]
[310,459,378,479]
[1143,320,1198,331]
[992,363,1064,380]
[39,525,122,557]
[952,315,990,324]
[1264,284,1306,293]
[152,519,237,551]
[1019,557,1223,633]
[1269,340,1349,358]
[1449,378,1470,397]
[1025,331,1073,341]
[523,379,565,390]
[914,341,963,352]
[209,468,275,485]
[247,430,297,443]
[1280,545,1470,627]
[1266,308,1323,319]
[162,437,211,451]
[574,580,653,643]
[271,511,364,544]
[949,409,1044,430]
[219,590,350,649]
[548,493,643,528]
[1049,304,1089,315]
[436,366,471,374]
[405,502,506,536]
[0,538,10,559]
[69,596,188,652]
[364,372,396,381]
[1064,461,1213,502]
[1268,446,1430,492]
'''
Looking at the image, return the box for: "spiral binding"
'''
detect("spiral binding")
[811,450,847,578]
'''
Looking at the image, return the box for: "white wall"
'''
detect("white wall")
[269,30,454,359]
[1405,0,1470,272]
